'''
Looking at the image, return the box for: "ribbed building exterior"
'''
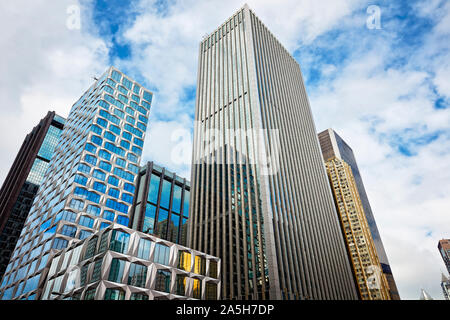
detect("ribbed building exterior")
[0,67,152,300]
[324,157,391,300]
[318,128,400,299]
[0,112,64,280]
[188,5,358,300]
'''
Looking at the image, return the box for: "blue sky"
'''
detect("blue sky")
[0,0,449,300]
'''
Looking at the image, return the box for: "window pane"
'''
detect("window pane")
[160,180,171,209]
[147,174,160,204]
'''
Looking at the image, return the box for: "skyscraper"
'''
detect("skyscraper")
[438,239,450,274]
[0,67,152,300]
[318,128,400,300]
[188,5,358,300]
[323,156,391,300]
[0,111,64,280]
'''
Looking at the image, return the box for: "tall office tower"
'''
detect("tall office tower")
[131,161,190,245]
[441,273,450,300]
[323,157,391,300]
[0,111,64,280]
[188,5,358,300]
[318,128,400,300]
[438,239,450,274]
[0,67,152,300]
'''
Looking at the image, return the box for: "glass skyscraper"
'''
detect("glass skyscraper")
[131,161,190,246]
[318,128,400,300]
[0,67,152,300]
[188,5,358,300]
[0,112,64,280]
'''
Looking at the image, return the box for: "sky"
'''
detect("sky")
[0,0,449,300]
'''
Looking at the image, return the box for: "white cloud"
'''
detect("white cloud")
[0,0,110,183]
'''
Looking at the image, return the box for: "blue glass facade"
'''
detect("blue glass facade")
[0,67,152,300]
[131,162,190,246]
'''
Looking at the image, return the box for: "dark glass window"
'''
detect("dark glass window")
[104,288,125,300]
[109,230,130,254]
[154,270,171,293]
[128,263,147,288]
[142,204,156,234]
[169,214,180,243]
[172,185,182,214]
[108,258,125,283]
[153,243,170,265]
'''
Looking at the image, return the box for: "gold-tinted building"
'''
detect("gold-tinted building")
[324,157,390,299]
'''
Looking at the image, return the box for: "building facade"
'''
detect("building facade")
[323,157,391,300]
[318,128,400,300]
[131,162,190,246]
[188,5,358,300]
[0,67,152,300]
[441,273,450,300]
[0,112,64,280]
[40,224,220,300]
[438,239,450,275]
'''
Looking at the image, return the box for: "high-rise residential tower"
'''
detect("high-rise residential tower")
[438,239,450,275]
[188,5,358,300]
[318,128,400,300]
[0,67,152,300]
[0,111,64,280]
[322,156,391,299]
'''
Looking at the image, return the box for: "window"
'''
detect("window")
[91,135,102,146]
[143,91,152,103]
[172,186,182,214]
[156,208,168,239]
[192,278,202,299]
[79,216,94,228]
[69,199,84,210]
[178,251,191,272]
[91,258,103,283]
[99,161,112,172]
[103,210,115,222]
[84,237,98,259]
[160,180,171,209]
[142,204,156,234]
[128,163,139,174]
[93,169,106,181]
[120,140,130,150]
[108,258,125,283]
[108,188,120,198]
[205,282,217,300]
[137,238,152,260]
[108,176,119,187]
[133,137,144,147]
[133,84,141,94]
[74,174,88,186]
[78,163,91,174]
[104,131,116,142]
[85,142,97,153]
[86,205,101,216]
[154,243,170,265]
[176,274,187,296]
[122,131,132,141]
[128,263,147,288]
[121,193,133,204]
[130,293,148,300]
[116,157,126,168]
[96,117,107,128]
[109,124,121,135]
[209,260,218,279]
[93,182,106,193]
[169,214,180,243]
[79,230,93,240]
[104,288,125,300]
[127,153,138,163]
[116,215,129,226]
[148,174,160,204]
[124,183,135,194]
[109,230,130,254]
[183,191,190,218]
[194,256,206,275]
[154,270,171,293]
[53,238,69,249]
[61,225,77,237]
[84,288,96,300]
[99,149,111,161]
